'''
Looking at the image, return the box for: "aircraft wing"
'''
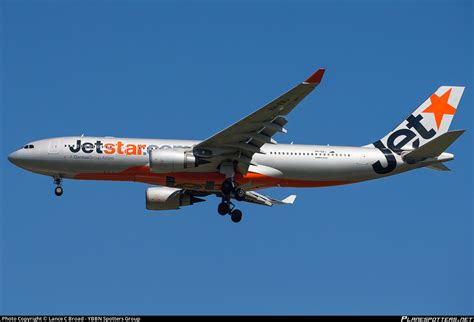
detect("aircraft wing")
[185,189,296,207]
[242,190,297,207]
[194,69,325,174]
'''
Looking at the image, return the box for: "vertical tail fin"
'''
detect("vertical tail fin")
[367,86,465,151]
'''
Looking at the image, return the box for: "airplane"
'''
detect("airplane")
[8,69,465,223]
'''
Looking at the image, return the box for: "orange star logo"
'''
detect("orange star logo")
[422,88,456,129]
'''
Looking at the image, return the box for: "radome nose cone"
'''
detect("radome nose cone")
[8,151,19,165]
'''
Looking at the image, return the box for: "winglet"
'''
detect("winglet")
[304,68,325,84]
[281,195,297,204]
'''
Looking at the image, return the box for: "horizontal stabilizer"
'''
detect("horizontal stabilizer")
[426,163,451,171]
[402,130,465,163]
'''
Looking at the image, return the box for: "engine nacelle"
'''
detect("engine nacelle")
[149,148,197,173]
[146,186,204,210]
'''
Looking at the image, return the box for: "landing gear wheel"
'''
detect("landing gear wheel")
[221,179,234,195]
[234,188,246,201]
[54,186,63,196]
[230,209,242,223]
[218,202,230,216]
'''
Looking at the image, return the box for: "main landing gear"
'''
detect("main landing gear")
[220,178,246,201]
[54,177,63,196]
[218,178,245,223]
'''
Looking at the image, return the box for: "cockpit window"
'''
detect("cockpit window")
[23,145,28,149]
[28,144,34,149]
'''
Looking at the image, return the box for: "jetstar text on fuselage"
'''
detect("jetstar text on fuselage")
[69,140,148,156]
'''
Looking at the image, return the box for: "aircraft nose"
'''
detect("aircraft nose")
[8,147,43,171]
[8,151,18,164]
[8,150,20,165]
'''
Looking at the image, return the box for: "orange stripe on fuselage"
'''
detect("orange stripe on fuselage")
[73,165,355,190]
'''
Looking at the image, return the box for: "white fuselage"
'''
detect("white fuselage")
[8,136,453,192]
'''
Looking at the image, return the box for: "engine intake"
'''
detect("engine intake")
[146,186,205,210]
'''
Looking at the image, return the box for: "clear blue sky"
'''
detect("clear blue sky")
[1,0,472,315]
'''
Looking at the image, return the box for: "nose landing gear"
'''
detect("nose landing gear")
[54,186,63,196]
[53,177,63,196]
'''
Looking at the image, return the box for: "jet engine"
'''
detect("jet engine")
[149,148,203,173]
[145,186,205,210]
